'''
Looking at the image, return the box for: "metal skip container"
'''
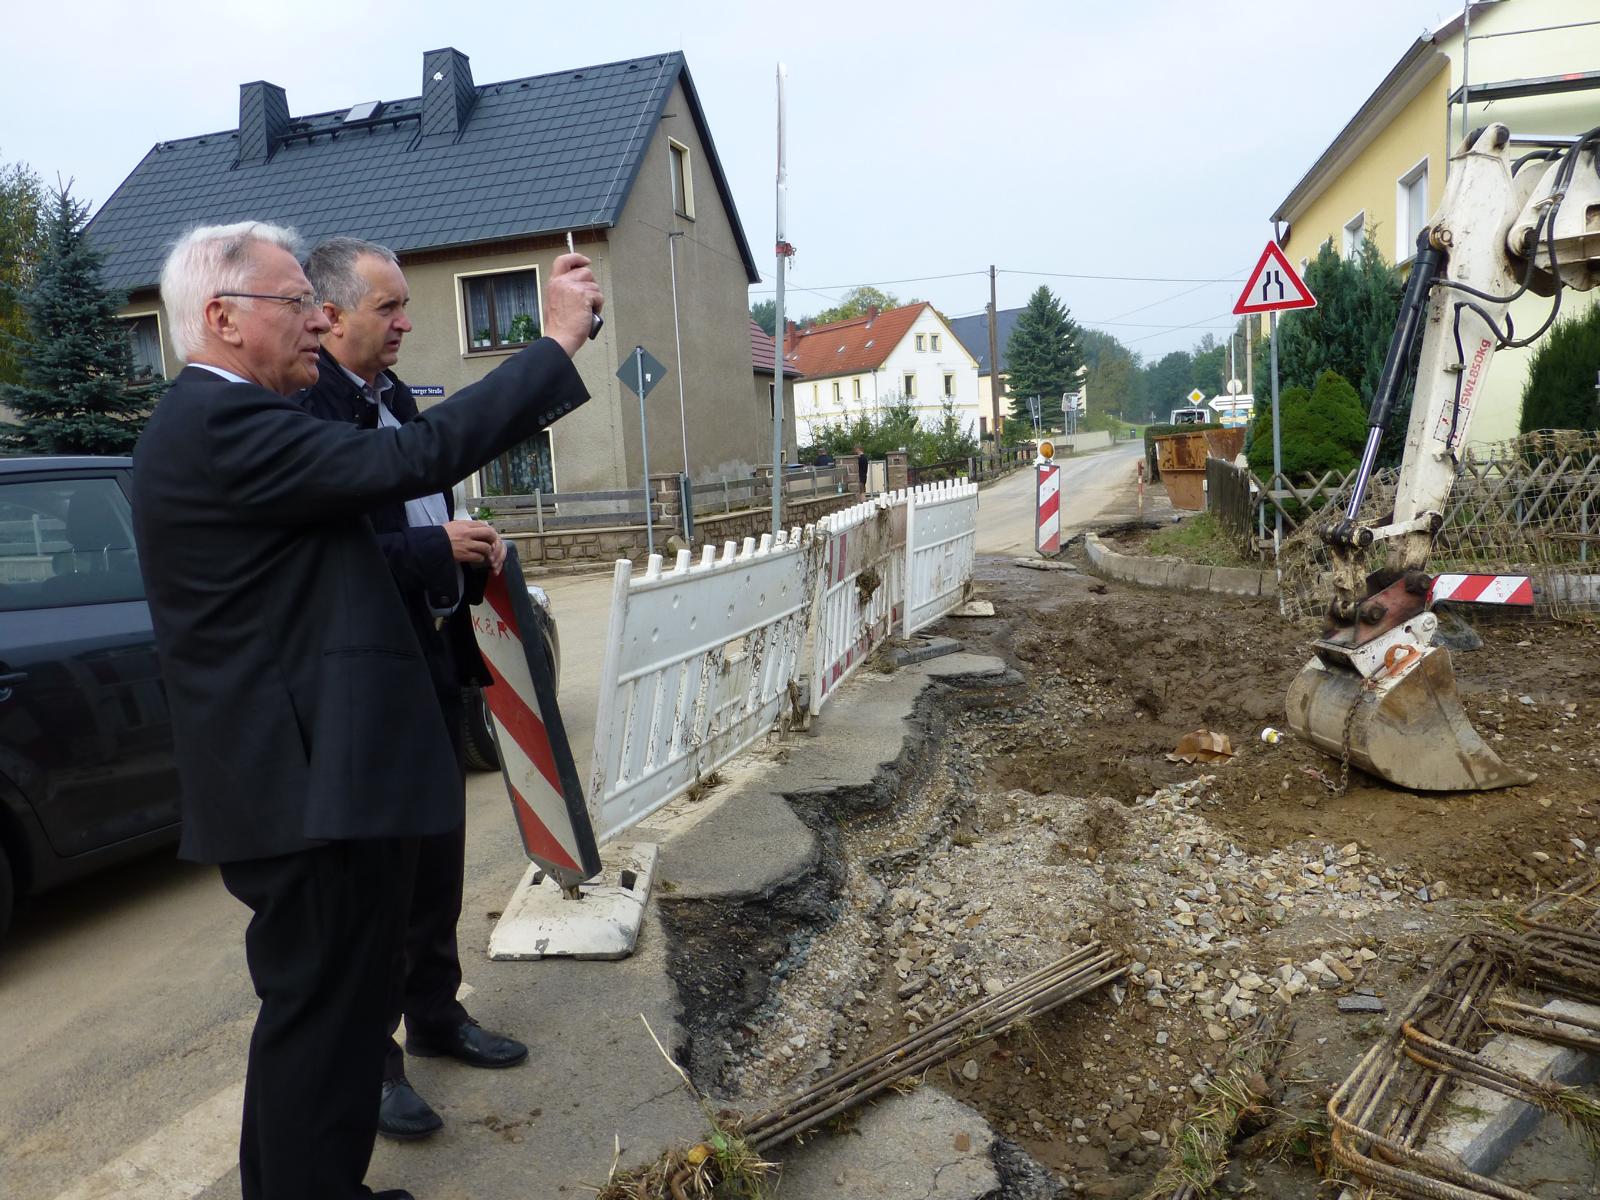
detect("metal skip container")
[1152,430,1210,510]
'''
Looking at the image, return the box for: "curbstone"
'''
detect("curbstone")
[1084,532,1275,599]
[889,636,964,667]
[1424,997,1600,1175]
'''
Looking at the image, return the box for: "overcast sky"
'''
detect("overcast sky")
[2,0,1462,359]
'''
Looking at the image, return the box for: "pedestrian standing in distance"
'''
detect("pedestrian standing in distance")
[131,221,601,1200]
[300,237,527,1143]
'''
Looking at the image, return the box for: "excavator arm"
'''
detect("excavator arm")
[1286,122,1600,791]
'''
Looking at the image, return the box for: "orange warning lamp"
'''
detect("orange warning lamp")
[1038,440,1055,461]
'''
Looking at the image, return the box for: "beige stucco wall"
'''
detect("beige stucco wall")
[752,372,798,462]
[605,79,765,485]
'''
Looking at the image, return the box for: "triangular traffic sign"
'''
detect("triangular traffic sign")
[1233,242,1317,315]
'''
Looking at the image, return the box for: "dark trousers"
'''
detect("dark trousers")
[221,838,416,1200]
[383,686,470,1080]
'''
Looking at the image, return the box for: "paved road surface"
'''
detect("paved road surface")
[974,441,1145,556]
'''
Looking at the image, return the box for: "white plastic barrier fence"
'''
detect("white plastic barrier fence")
[809,493,908,716]
[588,529,821,843]
[904,479,979,637]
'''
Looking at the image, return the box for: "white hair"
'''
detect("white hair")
[160,221,304,361]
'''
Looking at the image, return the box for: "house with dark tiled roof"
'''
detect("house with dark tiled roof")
[783,303,980,445]
[750,320,800,463]
[88,48,767,492]
[947,307,1024,438]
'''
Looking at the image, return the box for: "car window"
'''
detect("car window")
[0,477,144,611]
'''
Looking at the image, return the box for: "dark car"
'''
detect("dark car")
[0,456,179,939]
[0,457,553,940]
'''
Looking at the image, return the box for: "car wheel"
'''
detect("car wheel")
[461,686,500,773]
[0,848,13,944]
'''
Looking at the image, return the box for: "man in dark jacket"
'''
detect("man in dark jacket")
[131,221,600,1200]
[300,237,525,1142]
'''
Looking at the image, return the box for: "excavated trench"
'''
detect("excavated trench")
[654,542,1600,1200]
[654,672,1076,1198]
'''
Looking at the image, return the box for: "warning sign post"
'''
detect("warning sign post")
[1233,244,1317,604]
[476,543,657,961]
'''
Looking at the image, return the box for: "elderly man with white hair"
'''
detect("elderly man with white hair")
[131,221,601,1200]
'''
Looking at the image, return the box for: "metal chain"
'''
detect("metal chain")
[1337,689,1362,796]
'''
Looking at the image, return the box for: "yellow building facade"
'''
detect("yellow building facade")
[1272,0,1600,447]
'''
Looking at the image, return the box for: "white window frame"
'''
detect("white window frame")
[454,263,543,356]
[914,333,926,351]
[852,377,862,400]
[1342,211,1366,260]
[942,371,956,398]
[832,379,842,404]
[930,333,941,352]
[903,372,917,398]
[768,381,777,416]
[119,308,167,378]
[1396,156,1430,262]
[668,137,695,220]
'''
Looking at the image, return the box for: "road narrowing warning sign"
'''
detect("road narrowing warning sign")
[1233,242,1317,315]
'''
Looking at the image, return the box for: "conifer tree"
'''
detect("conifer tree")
[1518,302,1600,433]
[0,185,164,454]
[1004,286,1083,428]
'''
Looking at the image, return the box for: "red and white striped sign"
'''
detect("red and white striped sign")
[1430,573,1534,606]
[1036,464,1062,555]
[474,545,600,889]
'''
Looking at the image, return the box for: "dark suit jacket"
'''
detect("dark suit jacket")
[297,349,491,699]
[131,341,586,864]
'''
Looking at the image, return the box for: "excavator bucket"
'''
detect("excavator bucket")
[1285,645,1535,792]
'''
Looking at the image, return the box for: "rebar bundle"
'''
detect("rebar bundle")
[1327,872,1600,1200]
[596,942,1124,1200]
[744,941,1124,1151]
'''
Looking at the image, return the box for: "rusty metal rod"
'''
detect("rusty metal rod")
[744,943,1109,1136]
[749,961,1122,1152]
[746,953,1120,1142]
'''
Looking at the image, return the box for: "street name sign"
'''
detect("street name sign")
[1233,242,1317,315]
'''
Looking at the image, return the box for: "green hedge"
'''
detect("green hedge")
[1144,422,1222,480]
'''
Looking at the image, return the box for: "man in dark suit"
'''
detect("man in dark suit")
[131,221,601,1200]
[299,237,525,1141]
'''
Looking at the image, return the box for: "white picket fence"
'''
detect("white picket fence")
[588,529,822,844]
[904,479,980,637]
[809,493,907,716]
[587,479,979,849]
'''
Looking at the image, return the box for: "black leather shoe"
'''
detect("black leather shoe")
[407,1018,528,1069]
[378,1077,443,1140]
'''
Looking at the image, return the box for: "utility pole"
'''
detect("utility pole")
[988,264,1002,443]
[772,64,793,537]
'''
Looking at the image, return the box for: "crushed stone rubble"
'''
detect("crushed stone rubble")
[722,759,1446,1138]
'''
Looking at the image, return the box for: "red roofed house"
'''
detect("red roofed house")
[750,319,800,463]
[784,303,981,446]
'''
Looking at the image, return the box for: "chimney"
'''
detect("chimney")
[421,47,477,144]
[238,81,289,166]
[866,305,879,324]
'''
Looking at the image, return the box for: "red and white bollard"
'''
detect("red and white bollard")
[1036,440,1061,555]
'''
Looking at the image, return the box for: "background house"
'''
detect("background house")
[1270,0,1600,446]
[784,303,981,445]
[947,307,1023,440]
[750,319,799,463]
[87,48,771,493]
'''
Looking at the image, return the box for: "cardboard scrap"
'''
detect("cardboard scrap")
[1167,729,1236,764]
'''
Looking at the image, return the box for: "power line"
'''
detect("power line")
[752,265,1247,294]
[750,269,990,295]
[1000,268,1244,284]
[1121,311,1241,345]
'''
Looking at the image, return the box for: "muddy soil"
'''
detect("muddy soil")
[661,539,1600,1199]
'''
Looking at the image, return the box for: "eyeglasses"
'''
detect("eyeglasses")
[213,292,321,313]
